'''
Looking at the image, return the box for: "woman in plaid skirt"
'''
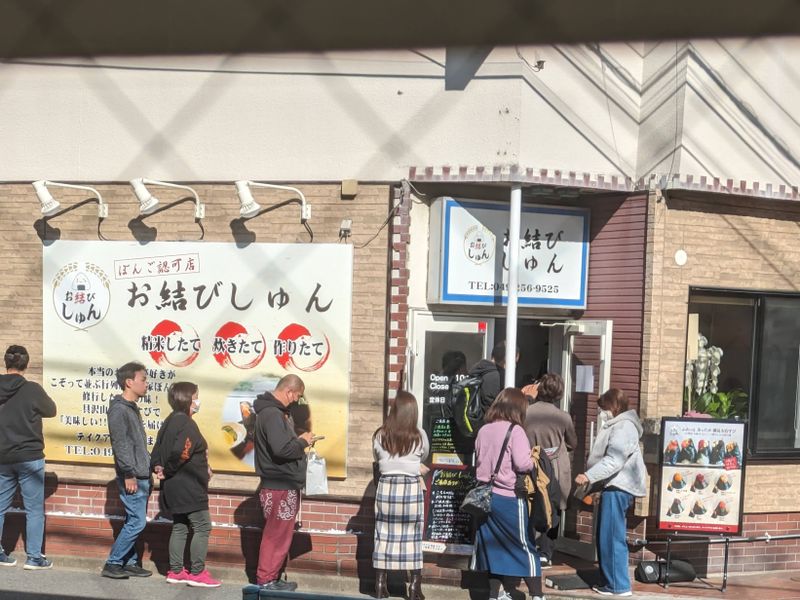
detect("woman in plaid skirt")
[372,391,430,600]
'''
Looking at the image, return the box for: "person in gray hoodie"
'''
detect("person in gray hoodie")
[101,361,153,580]
[0,345,57,570]
[575,388,646,598]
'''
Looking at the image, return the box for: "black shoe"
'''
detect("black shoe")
[123,564,152,577]
[101,563,130,579]
[260,579,298,591]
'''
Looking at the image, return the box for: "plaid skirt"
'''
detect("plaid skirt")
[373,474,424,570]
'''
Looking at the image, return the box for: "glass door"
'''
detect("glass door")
[409,311,490,463]
[552,319,613,561]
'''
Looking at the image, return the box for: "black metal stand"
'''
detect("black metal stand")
[662,532,731,592]
[722,536,730,592]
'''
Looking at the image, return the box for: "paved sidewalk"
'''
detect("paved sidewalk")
[0,555,796,599]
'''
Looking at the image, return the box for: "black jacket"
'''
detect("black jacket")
[469,359,503,414]
[151,411,209,514]
[254,392,308,490]
[0,374,57,464]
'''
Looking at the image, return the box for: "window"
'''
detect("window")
[686,289,800,457]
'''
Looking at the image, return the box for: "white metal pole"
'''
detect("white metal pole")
[504,185,522,388]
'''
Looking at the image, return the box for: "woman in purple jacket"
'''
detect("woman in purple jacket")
[470,388,544,600]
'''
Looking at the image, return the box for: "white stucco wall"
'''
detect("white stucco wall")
[1,40,800,188]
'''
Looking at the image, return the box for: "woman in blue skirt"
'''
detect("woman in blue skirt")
[471,388,544,600]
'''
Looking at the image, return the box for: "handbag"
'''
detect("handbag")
[305,448,329,496]
[460,423,515,520]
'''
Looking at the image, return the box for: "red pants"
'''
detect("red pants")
[256,488,300,584]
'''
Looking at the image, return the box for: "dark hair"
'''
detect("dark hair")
[168,381,198,414]
[116,361,146,390]
[441,351,467,378]
[275,373,304,393]
[4,345,29,371]
[375,391,422,457]
[484,388,527,426]
[491,341,519,365]
[598,387,629,417]
[536,373,564,404]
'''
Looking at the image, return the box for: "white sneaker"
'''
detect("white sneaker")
[592,585,632,597]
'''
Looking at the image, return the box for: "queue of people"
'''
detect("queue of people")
[0,341,646,599]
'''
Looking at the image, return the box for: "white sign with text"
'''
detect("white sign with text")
[428,198,589,308]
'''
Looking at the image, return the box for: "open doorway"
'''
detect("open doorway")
[494,318,549,386]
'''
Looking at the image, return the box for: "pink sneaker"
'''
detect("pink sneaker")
[185,569,222,588]
[166,568,189,584]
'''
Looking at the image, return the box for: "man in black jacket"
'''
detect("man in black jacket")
[254,374,315,592]
[469,340,519,416]
[101,361,153,580]
[0,345,57,570]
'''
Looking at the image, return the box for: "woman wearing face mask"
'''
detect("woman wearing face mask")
[574,388,646,597]
[151,382,220,588]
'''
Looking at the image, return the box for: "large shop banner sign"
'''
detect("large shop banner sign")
[428,197,589,308]
[42,241,353,477]
[657,417,747,535]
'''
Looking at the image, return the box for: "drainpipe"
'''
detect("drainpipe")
[504,184,521,388]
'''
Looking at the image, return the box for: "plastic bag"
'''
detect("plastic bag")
[305,448,329,496]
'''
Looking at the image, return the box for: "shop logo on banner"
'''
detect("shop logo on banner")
[212,321,267,369]
[52,262,111,330]
[463,224,495,265]
[145,319,201,367]
[274,323,331,372]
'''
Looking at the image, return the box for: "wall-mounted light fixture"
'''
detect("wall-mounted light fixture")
[32,180,108,218]
[339,218,352,240]
[234,181,311,222]
[130,178,205,219]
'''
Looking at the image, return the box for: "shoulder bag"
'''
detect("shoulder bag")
[460,423,515,521]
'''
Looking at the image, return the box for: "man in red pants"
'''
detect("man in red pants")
[253,374,315,591]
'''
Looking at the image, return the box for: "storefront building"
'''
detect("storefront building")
[1,37,800,583]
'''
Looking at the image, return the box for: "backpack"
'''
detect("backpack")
[448,375,485,438]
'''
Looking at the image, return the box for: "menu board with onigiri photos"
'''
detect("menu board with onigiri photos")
[658,417,747,535]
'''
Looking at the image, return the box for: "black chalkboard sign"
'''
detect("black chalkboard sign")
[429,417,474,464]
[424,466,476,545]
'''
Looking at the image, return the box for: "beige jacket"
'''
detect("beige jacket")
[524,400,578,510]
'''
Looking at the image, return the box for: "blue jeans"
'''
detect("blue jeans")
[596,488,634,594]
[0,459,46,560]
[107,476,151,566]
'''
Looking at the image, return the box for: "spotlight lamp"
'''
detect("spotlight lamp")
[234,180,311,222]
[130,178,205,219]
[32,180,108,218]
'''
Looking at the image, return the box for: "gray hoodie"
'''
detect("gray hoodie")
[107,394,151,479]
[585,409,647,497]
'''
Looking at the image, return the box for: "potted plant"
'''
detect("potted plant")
[684,334,748,419]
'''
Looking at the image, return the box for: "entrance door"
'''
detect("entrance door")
[551,319,613,560]
[409,311,490,448]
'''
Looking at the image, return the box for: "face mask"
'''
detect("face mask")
[191,398,201,414]
[599,409,613,422]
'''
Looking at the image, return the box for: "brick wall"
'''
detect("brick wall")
[638,512,800,575]
[387,184,410,400]
[0,181,396,577]
[637,189,800,574]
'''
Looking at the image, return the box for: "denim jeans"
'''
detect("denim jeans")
[596,488,634,593]
[0,459,46,560]
[107,476,151,566]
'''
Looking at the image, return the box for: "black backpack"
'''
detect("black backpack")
[448,375,485,438]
